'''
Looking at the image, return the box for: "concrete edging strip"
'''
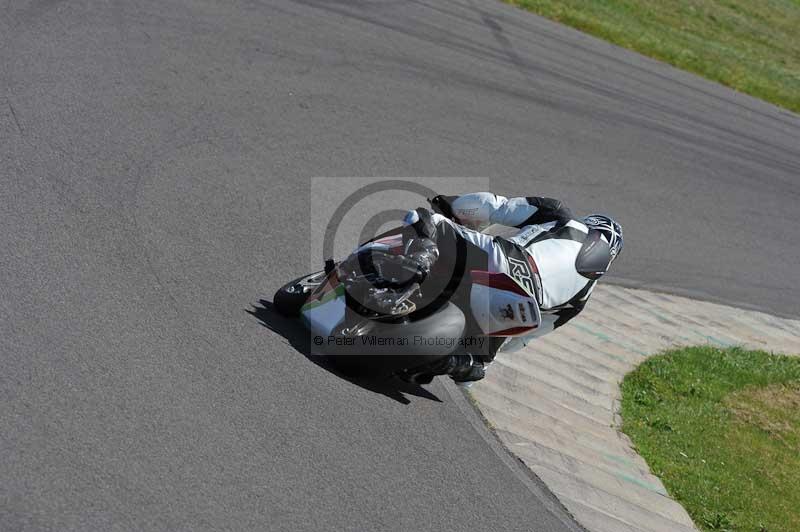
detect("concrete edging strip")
[469,284,800,532]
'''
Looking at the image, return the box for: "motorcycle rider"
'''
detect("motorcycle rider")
[392,192,623,385]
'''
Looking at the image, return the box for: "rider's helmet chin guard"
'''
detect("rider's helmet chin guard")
[576,214,623,280]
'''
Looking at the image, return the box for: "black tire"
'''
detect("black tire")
[273,271,327,316]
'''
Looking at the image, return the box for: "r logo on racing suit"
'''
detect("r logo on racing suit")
[507,256,542,305]
[494,237,545,306]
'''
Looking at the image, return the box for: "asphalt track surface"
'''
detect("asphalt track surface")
[2,0,800,531]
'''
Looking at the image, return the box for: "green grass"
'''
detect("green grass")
[620,346,800,531]
[506,0,800,113]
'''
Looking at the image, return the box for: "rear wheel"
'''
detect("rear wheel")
[273,271,327,316]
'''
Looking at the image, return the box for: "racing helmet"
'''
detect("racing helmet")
[575,214,623,280]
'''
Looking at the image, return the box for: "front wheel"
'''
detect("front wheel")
[273,271,327,316]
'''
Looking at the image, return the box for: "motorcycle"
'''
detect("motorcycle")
[273,220,541,379]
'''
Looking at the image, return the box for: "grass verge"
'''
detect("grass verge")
[505,0,800,113]
[620,346,800,531]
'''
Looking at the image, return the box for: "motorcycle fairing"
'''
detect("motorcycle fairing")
[300,228,410,337]
[469,270,541,337]
[301,271,346,336]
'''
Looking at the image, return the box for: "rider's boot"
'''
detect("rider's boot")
[446,354,486,384]
[401,354,486,385]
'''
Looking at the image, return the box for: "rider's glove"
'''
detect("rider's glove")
[428,195,459,221]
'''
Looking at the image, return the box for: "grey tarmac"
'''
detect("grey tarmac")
[1,0,798,531]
